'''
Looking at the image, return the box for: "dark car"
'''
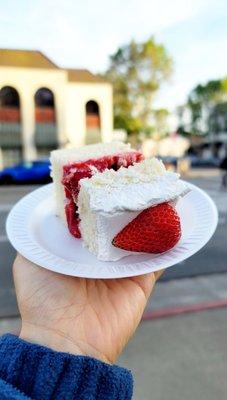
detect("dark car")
[187,155,220,168]
[160,156,178,169]
[0,160,51,184]
[220,156,227,170]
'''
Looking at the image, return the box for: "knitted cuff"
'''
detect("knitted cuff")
[0,334,133,400]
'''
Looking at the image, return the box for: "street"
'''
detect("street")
[0,185,40,317]
[0,171,227,317]
[0,170,227,399]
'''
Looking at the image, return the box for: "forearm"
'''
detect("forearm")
[0,334,133,400]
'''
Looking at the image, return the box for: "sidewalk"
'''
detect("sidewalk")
[0,171,226,399]
[1,170,226,319]
[120,308,227,400]
[144,272,227,318]
[1,272,227,333]
[1,274,226,400]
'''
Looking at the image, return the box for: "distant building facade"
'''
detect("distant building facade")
[0,49,113,167]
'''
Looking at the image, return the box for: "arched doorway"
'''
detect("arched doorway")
[85,100,101,144]
[0,86,22,168]
[34,88,58,157]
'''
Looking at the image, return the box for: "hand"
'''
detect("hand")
[14,254,162,364]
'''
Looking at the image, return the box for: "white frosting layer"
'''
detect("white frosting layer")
[50,141,134,221]
[78,158,190,261]
[89,158,166,187]
[79,158,188,215]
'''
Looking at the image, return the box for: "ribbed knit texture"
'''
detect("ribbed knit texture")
[0,334,133,400]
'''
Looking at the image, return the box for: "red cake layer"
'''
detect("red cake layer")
[62,151,144,238]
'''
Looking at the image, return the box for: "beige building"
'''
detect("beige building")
[0,49,113,167]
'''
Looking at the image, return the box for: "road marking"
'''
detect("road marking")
[143,299,227,320]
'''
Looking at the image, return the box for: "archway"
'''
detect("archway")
[0,86,22,168]
[85,100,101,144]
[34,88,58,157]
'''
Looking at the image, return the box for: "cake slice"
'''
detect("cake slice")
[78,158,189,261]
[50,142,143,237]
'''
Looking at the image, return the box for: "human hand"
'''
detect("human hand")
[14,254,162,364]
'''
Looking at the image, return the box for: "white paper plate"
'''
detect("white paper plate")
[6,182,218,279]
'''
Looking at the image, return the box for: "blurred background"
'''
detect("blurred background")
[0,1,227,399]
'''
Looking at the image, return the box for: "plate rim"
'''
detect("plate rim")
[6,182,218,279]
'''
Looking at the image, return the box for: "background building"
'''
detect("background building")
[0,49,113,167]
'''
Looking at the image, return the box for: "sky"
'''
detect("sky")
[0,0,227,110]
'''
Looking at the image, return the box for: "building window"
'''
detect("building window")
[0,86,22,168]
[34,88,58,157]
[85,100,101,144]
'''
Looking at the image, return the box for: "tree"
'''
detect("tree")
[104,37,173,135]
[151,108,169,139]
[187,78,227,134]
[209,102,227,134]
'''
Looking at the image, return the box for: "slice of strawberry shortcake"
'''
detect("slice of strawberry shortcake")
[78,158,189,261]
[50,142,143,238]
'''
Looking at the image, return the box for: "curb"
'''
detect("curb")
[142,299,227,320]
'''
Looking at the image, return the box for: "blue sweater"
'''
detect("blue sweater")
[0,334,133,400]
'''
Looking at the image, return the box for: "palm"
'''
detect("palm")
[14,255,159,363]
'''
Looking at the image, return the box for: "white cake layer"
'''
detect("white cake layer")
[50,142,134,221]
[78,158,189,261]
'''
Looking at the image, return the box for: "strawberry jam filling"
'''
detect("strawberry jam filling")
[62,151,144,238]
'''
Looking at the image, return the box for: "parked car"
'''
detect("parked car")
[187,155,220,168]
[159,156,178,170]
[0,160,51,184]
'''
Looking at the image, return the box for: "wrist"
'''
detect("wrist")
[20,322,110,364]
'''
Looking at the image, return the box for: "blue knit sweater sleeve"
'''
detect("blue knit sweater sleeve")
[0,334,133,400]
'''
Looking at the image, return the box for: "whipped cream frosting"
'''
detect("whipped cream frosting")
[89,158,166,186]
[78,158,190,261]
[50,141,135,222]
[79,158,188,215]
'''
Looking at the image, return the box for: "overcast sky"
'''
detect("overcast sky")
[0,0,227,110]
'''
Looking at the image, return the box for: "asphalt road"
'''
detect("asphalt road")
[0,171,227,317]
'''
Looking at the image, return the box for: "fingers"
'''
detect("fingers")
[13,253,29,280]
[13,253,28,272]
[154,269,165,281]
[137,269,164,300]
[129,268,164,295]
[13,253,22,280]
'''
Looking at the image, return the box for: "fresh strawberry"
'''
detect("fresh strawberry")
[112,202,181,253]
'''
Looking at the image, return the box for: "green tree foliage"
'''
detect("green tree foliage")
[105,37,173,135]
[209,102,227,134]
[187,78,227,134]
[152,108,169,138]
